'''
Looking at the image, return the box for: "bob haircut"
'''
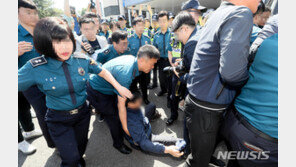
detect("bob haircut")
[33,17,76,59]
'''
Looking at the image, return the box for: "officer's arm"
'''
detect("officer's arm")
[117,96,130,136]
[18,62,36,91]
[219,9,252,87]
[168,51,174,67]
[96,52,106,64]
[98,68,132,99]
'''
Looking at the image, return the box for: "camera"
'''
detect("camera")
[163,60,187,76]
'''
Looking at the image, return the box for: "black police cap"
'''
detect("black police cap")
[181,0,206,12]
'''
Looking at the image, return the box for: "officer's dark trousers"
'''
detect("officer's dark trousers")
[22,85,55,148]
[150,61,158,86]
[45,103,90,167]
[158,58,172,101]
[18,92,34,143]
[184,95,225,167]
[220,107,278,167]
[170,74,181,120]
[86,84,124,148]
[130,72,149,100]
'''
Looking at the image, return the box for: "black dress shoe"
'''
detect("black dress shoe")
[157,90,166,96]
[166,118,176,126]
[143,98,150,105]
[114,144,132,154]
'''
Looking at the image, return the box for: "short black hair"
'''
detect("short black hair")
[33,17,76,59]
[125,91,142,107]
[158,11,169,20]
[254,1,266,16]
[137,44,160,59]
[83,12,98,19]
[171,11,196,32]
[79,16,95,27]
[18,0,37,10]
[132,17,144,26]
[111,30,128,44]
[110,21,120,30]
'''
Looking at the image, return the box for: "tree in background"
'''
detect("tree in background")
[33,0,63,18]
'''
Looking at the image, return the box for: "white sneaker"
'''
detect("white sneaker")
[22,129,43,140]
[18,140,36,155]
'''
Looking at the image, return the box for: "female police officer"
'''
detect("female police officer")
[18,17,132,167]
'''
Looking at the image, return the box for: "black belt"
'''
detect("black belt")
[49,103,86,115]
[233,107,278,143]
[188,94,228,112]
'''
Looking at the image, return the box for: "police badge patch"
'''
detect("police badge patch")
[78,67,85,76]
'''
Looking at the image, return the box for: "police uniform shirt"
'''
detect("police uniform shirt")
[96,44,130,64]
[18,24,41,69]
[128,33,151,57]
[89,55,140,96]
[187,1,253,105]
[153,29,172,58]
[18,54,102,111]
[99,31,110,40]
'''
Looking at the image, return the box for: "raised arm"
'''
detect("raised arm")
[98,68,132,99]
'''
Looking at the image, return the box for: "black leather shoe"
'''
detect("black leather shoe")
[166,118,176,126]
[157,90,166,96]
[114,144,132,154]
[148,84,157,89]
[143,98,150,105]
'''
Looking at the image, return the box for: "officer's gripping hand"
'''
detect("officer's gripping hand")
[164,146,184,158]
[18,41,33,57]
[118,86,133,99]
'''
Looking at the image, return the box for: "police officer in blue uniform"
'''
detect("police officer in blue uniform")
[87,45,160,154]
[128,17,151,104]
[98,19,110,40]
[18,0,54,149]
[153,11,173,108]
[95,30,130,64]
[148,14,160,89]
[18,17,132,167]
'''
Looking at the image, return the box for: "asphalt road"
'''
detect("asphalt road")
[18,85,227,167]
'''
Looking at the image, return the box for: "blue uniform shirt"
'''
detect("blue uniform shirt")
[235,33,278,139]
[89,55,140,95]
[18,54,102,111]
[18,24,40,69]
[251,24,262,45]
[153,29,172,58]
[98,31,110,40]
[128,33,151,56]
[95,45,130,64]
[187,1,253,105]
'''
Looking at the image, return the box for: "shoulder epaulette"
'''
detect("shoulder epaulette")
[73,52,87,59]
[104,49,111,55]
[29,56,47,68]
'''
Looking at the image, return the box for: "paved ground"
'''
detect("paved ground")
[18,85,227,167]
